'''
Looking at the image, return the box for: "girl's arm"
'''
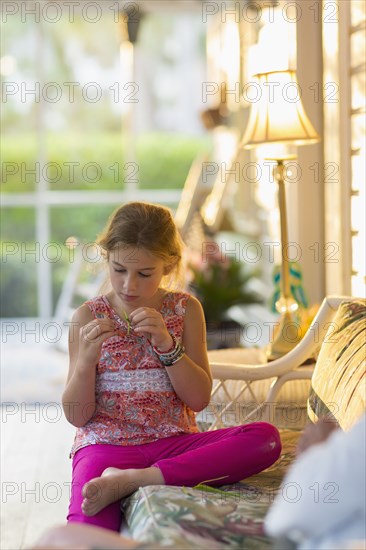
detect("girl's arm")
[62,304,115,427]
[163,296,212,411]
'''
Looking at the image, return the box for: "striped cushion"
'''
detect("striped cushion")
[308,299,366,430]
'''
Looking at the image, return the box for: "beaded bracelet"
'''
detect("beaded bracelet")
[153,333,185,367]
[154,334,176,355]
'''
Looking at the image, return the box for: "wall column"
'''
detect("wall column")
[292,0,325,305]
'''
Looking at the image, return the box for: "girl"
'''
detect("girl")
[62,201,281,532]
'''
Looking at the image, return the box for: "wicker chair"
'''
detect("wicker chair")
[204,296,348,429]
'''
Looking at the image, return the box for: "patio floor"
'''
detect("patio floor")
[1,320,74,549]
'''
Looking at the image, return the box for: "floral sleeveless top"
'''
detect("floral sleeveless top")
[70,292,199,458]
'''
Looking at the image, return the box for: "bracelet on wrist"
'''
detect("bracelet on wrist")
[153,334,176,355]
[160,345,185,366]
[152,334,185,367]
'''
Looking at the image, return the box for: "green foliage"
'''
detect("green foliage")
[0,247,37,317]
[189,254,263,326]
[1,132,210,192]
[1,208,36,242]
[137,133,209,189]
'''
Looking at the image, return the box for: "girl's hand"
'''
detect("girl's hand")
[129,307,173,350]
[77,317,116,369]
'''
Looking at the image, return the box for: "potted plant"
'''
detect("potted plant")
[187,245,263,349]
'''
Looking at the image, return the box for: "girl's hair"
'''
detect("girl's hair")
[97,202,185,290]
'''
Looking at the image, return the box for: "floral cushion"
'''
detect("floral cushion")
[122,429,300,548]
[308,298,366,430]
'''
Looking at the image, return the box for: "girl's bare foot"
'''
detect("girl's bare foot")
[81,466,164,516]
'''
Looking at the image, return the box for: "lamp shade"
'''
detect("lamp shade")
[240,70,320,148]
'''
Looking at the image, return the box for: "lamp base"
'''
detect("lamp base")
[266,310,302,362]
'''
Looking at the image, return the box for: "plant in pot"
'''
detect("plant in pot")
[187,245,263,349]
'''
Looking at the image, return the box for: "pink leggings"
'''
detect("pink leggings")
[67,422,281,532]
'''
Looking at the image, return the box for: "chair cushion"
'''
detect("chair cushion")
[122,429,300,548]
[308,298,366,430]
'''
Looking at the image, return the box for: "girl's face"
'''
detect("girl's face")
[108,246,168,310]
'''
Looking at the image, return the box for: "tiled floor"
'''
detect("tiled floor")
[1,322,75,549]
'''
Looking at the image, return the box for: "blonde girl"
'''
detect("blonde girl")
[62,202,281,532]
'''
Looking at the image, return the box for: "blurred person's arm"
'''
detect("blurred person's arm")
[296,417,339,456]
[265,414,366,546]
[29,523,159,550]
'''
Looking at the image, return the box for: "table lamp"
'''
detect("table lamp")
[240,69,320,360]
